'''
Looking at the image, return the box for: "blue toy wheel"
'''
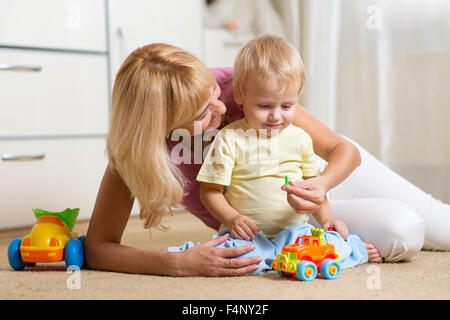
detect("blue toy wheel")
[320,259,341,280]
[296,261,317,281]
[65,239,84,269]
[8,238,25,271]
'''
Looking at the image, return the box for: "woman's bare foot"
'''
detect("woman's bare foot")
[362,241,383,263]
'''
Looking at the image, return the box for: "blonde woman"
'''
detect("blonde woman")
[85,41,445,276]
[85,43,261,276]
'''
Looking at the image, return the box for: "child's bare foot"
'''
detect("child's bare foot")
[362,241,383,263]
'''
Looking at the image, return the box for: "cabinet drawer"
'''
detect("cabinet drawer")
[0,138,107,229]
[203,28,253,67]
[0,49,108,136]
[0,0,106,51]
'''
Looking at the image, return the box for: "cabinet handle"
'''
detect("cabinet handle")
[0,64,42,72]
[1,153,45,161]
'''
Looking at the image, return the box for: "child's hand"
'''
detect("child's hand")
[281,178,327,214]
[323,220,349,240]
[227,214,260,241]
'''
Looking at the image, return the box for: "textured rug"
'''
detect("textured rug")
[1,211,449,300]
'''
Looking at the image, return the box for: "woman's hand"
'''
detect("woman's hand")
[227,214,260,241]
[178,233,261,276]
[281,176,329,214]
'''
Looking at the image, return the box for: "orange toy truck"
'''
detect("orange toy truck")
[272,228,341,281]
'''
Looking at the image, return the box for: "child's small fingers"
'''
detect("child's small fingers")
[337,230,348,240]
[288,197,320,214]
[230,229,241,240]
[244,220,260,236]
[250,223,260,236]
[235,226,249,241]
[336,226,349,239]
[284,184,315,198]
[241,224,255,239]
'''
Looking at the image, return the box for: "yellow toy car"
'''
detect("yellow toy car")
[8,208,85,270]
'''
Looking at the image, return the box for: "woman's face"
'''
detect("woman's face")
[179,83,226,135]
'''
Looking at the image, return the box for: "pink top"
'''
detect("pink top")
[173,67,244,230]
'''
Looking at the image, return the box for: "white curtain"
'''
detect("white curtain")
[272,0,300,50]
[299,0,450,203]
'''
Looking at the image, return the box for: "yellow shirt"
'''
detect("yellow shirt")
[197,119,320,238]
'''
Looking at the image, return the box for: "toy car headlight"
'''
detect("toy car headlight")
[22,237,31,246]
[50,238,59,247]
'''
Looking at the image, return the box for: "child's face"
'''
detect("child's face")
[237,73,299,135]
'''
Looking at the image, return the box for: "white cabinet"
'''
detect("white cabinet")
[0,49,108,136]
[201,0,300,68]
[203,28,253,68]
[108,0,203,88]
[0,0,206,229]
[0,139,107,228]
[0,0,108,229]
[0,0,106,51]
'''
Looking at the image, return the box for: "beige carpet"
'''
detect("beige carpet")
[1,211,449,300]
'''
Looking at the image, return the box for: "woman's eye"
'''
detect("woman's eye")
[197,107,210,120]
[282,105,292,109]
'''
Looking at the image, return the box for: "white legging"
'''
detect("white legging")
[313,137,450,262]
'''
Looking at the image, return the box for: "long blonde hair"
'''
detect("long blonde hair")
[107,43,215,230]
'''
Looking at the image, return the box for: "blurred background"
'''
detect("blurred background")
[0,0,448,228]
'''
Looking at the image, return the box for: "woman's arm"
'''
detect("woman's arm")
[84,164,178,275]
[84,165,261,276]
[293,104,361,190]
[281,105,361,214]
[200,182,260,240]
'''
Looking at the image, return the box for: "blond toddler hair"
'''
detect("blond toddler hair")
[233,34,306,102]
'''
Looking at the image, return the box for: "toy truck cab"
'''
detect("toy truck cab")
[20,214,72,263]
[272,228,341,281]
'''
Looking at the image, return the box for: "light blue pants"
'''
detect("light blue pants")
[168,223,368,275]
